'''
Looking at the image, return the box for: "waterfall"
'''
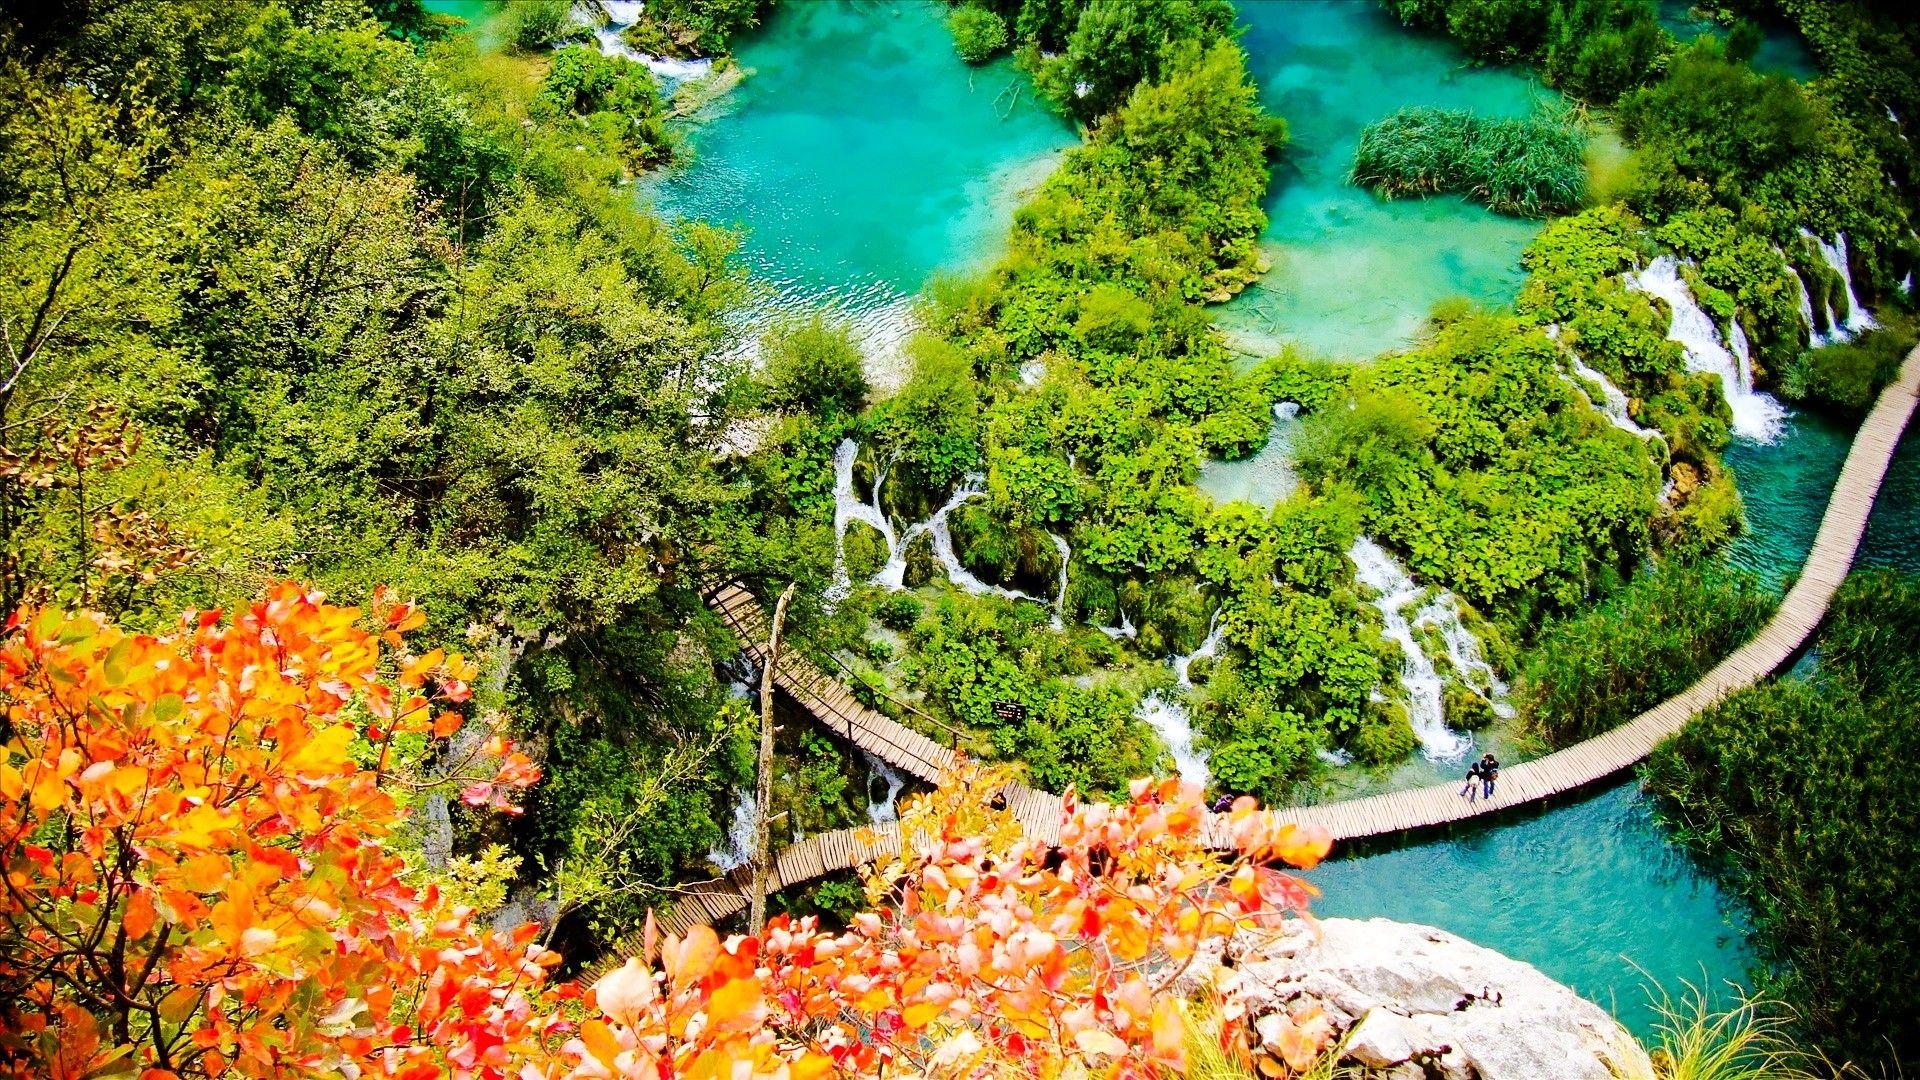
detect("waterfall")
[708,787,758,871]
[1172,613,1225,689]
[925,482,1046,604]
[1097,611,1138,639]
[1629,256,1786,443]
[581,1,716,86]
[1137,612,1223,784]
[1412,596,1515,720]
[1790,265,1829,347]
[829,438,899,604]
[1803,230,1877,336]
[832,438,1057,614]
[1048,532,1071,630]
[1348,537,1474,761]
[1547,324,1652,437]
[859,750,906,824]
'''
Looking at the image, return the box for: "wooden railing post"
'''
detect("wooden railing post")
[749,583,796,936]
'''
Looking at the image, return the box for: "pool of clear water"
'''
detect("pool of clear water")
[639,1,1074,373]
[1216,1,1553,360]
[1306,779,1752,1037]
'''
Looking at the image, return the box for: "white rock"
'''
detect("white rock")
[1221,919,1655,1080]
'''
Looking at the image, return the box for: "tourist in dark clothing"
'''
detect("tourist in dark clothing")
[1459,759,1483,802]
[1480,753,1500,799]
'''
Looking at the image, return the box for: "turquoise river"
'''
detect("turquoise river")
[450,0,1918,1041]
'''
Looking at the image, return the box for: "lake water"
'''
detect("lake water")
[640,1,1074,375]
[1216,1,1552,360]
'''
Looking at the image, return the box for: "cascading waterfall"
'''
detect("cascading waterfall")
[1790,265,1828,347]
[582,1,716,86]
[1132,614,1225,787]
[831,438,1060,612]
[1348,537,1475,761]
[1629,256,1787,443]
[1413,596,1515,719]
[1048,532,1071,630]
[1548,326,1653,439]
[1097,612,1138,639]
[828,438,899,604]
[1135,695,1210,786]
[708,787,759,871]
[1803,230,1877,337]
[859,749,906,824]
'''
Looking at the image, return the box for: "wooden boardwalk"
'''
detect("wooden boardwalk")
[647,346,1920,938]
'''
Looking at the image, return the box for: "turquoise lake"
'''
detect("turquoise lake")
[641,1,1074,364]
[1217,1,1552,359]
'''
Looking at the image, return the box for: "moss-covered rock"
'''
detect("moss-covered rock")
[843,520,888,582]
[1443,683,1497,731]
[902,533,937,588]
[1351,702,1418,765]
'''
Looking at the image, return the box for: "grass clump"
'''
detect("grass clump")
[1513,564,1775,748]
[1352,106,1588,217]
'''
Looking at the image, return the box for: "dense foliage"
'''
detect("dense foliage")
[1645,572,1920,1069]
[0,583,1339,1078]
[1513,563,1775,747]
[0,0,776,960]
[1385,0,1669,103]
[1352,106,1588,217]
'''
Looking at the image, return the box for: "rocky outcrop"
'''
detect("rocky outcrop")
[1218,918,1655,1080]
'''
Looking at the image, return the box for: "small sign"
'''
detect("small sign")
[991,700,1027,723]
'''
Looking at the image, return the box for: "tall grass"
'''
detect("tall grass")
[1514,563,1775,748]
[1352,106,1588,217]
[1646,982,1885,1080]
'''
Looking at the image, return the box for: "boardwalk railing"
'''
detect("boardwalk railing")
[654,346,1920,937]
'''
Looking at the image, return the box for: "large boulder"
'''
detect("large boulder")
[1221,918,1655,1080]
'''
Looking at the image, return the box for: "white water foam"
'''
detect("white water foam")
[1348,537,1475,761]
[708,786,758,871]
[1629,256,1787,443]
[1413,596,1514,720]
[582,1,716,88]
[1549,326,1654,439]
[829,439,1055,612]
[1803,230,1877,337]
[859,749,906,824]
[1047,532,1071,630]
[1135,694,1210,787]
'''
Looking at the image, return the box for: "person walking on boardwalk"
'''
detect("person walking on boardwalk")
[1459,758,1484,802]
[1480,753,1500,799]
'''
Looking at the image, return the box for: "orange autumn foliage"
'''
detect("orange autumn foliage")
[0,584,551,1079]
[0,585,1335,1080]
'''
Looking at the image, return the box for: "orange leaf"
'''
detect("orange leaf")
[704,977,764,1034]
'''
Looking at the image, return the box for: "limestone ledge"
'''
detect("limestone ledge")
[1209,918,1655,1080]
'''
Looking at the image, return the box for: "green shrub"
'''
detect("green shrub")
[1352,107,1587,218]
[873,593,924,632]
[1515,563,1775,747]
[947,5,1009,64]
[1780,325,1914,418]
[1645,572,1920,1069]
[761,316,869,418]
[502,0,575,51]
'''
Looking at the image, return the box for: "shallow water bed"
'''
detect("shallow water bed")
[641,1,1073,368]
[1218,1,1551,359]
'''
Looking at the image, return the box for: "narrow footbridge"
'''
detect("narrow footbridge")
[657,347,1920,936]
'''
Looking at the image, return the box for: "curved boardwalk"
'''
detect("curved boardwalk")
[651,346,1920,938]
